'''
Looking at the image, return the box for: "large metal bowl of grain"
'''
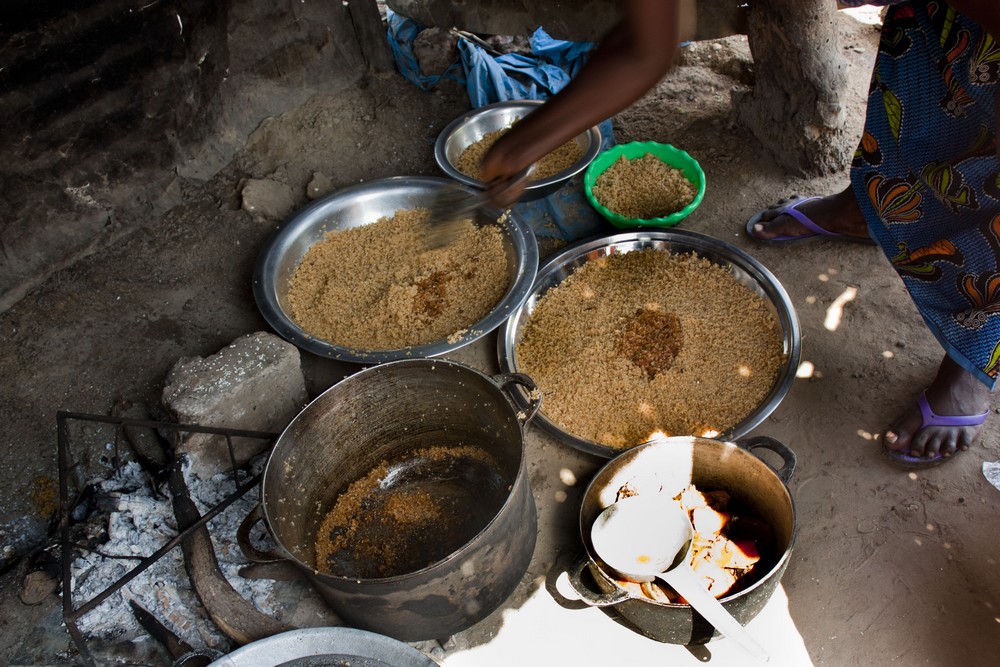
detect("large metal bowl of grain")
[497,229,801,458]
[435,99,603,201]
[254,176,539,363]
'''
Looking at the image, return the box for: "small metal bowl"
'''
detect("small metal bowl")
[496,229,801,458]
[435,99,602,201]
[254,176,539,364]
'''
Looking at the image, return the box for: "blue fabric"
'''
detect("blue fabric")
[385,9,617,241]
[850,1,1000,388]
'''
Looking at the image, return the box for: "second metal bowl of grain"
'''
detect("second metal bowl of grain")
[496,229,801,458]
[435,99,603,201]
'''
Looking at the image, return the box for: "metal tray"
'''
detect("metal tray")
[253,176,539,364]
[496,229,802,458]
[207,627,438,667]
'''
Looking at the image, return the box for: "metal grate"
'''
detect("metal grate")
[56,410,278,666]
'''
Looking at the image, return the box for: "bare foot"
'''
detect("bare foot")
[747,186,871,242]
[883,355,992,463]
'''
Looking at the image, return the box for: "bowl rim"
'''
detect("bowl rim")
[253,175,540,364]
[583,141,707,228]
[434,99,603,193]
[496,228,801,458]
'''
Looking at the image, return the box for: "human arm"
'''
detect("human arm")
[479,0,682,206]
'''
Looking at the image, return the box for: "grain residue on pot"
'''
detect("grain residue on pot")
[456,126,583,181]
[592,153,696,219]
[514,250,783,449]
[314,444,500,579]
[287,208,509,349]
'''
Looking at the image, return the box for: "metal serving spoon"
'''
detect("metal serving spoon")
[590,493,770,662]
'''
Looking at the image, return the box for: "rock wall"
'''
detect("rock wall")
[0,0,372,313]
[385,0,748,42]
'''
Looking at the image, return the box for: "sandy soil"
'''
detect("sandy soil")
[1,10,998,667]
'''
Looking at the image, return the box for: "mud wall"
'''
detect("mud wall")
[0,0,371,313]
[385,0,748,42]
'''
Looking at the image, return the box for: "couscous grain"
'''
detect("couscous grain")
[456,126,583,181]
[514,249,783,449]
[287,208,509,350]
[592,153,696,219]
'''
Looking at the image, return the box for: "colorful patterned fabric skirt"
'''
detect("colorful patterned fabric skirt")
[851,1,1000,388]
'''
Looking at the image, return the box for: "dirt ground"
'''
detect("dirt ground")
[1,8,999,667]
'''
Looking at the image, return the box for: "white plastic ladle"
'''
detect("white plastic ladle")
[590,494,770,662]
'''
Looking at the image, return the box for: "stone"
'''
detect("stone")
[240,178,298,222]
[19,570,58,605]
[413,27,458,76]
[676,36,753,83]
[162,332,308,480]
[306,172,335,200]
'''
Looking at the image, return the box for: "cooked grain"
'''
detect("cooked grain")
[313,444,498,578]
[286,208,509,350]
[592,153,697,219]
[514,249,783,449]
[456,127,583,181]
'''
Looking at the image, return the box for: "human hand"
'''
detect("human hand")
[481,164,534,209]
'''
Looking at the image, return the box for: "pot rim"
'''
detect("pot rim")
[579,435,798,606]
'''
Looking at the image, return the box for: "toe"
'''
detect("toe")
[884,409,923,453]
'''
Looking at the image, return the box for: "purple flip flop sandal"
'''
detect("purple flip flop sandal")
[744,196,876,245]
[883,392,989,469]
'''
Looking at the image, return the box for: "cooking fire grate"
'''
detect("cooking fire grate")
[56,410,278,667]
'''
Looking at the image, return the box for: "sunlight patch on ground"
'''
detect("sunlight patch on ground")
[824,286,858,331]
[440,578,814,666]
[841,5,884,26]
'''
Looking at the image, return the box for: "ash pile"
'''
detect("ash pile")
[33,332,349,665]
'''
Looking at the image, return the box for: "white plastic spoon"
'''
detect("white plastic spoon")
[590,493,770,662]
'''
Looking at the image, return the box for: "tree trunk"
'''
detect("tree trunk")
[737,0,855,176]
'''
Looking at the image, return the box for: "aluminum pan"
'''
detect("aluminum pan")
[253,175,539,364]
[496,229,802,458]
[207,627,437,667]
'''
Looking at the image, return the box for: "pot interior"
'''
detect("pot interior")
[581,436,795,602]
[262,359,525,580]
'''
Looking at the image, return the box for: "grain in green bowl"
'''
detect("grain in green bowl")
[592,153,697,219]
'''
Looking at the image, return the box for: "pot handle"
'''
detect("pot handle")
[493,372,542,428]
[237,502,285,564]
[565,551,630,608]
[736,435,796,484]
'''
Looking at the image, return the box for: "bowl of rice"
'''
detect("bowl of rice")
[496,229,800,458]
[435,99,603,201]
[254,176,539,364]
[584,141,706,228]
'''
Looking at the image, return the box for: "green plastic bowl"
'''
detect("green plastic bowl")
[584,141,706,228]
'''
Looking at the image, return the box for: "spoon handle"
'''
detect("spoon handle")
[660,565,770,662]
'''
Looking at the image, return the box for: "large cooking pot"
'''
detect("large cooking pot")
[244,359,540,641]
[568,435,796,645]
